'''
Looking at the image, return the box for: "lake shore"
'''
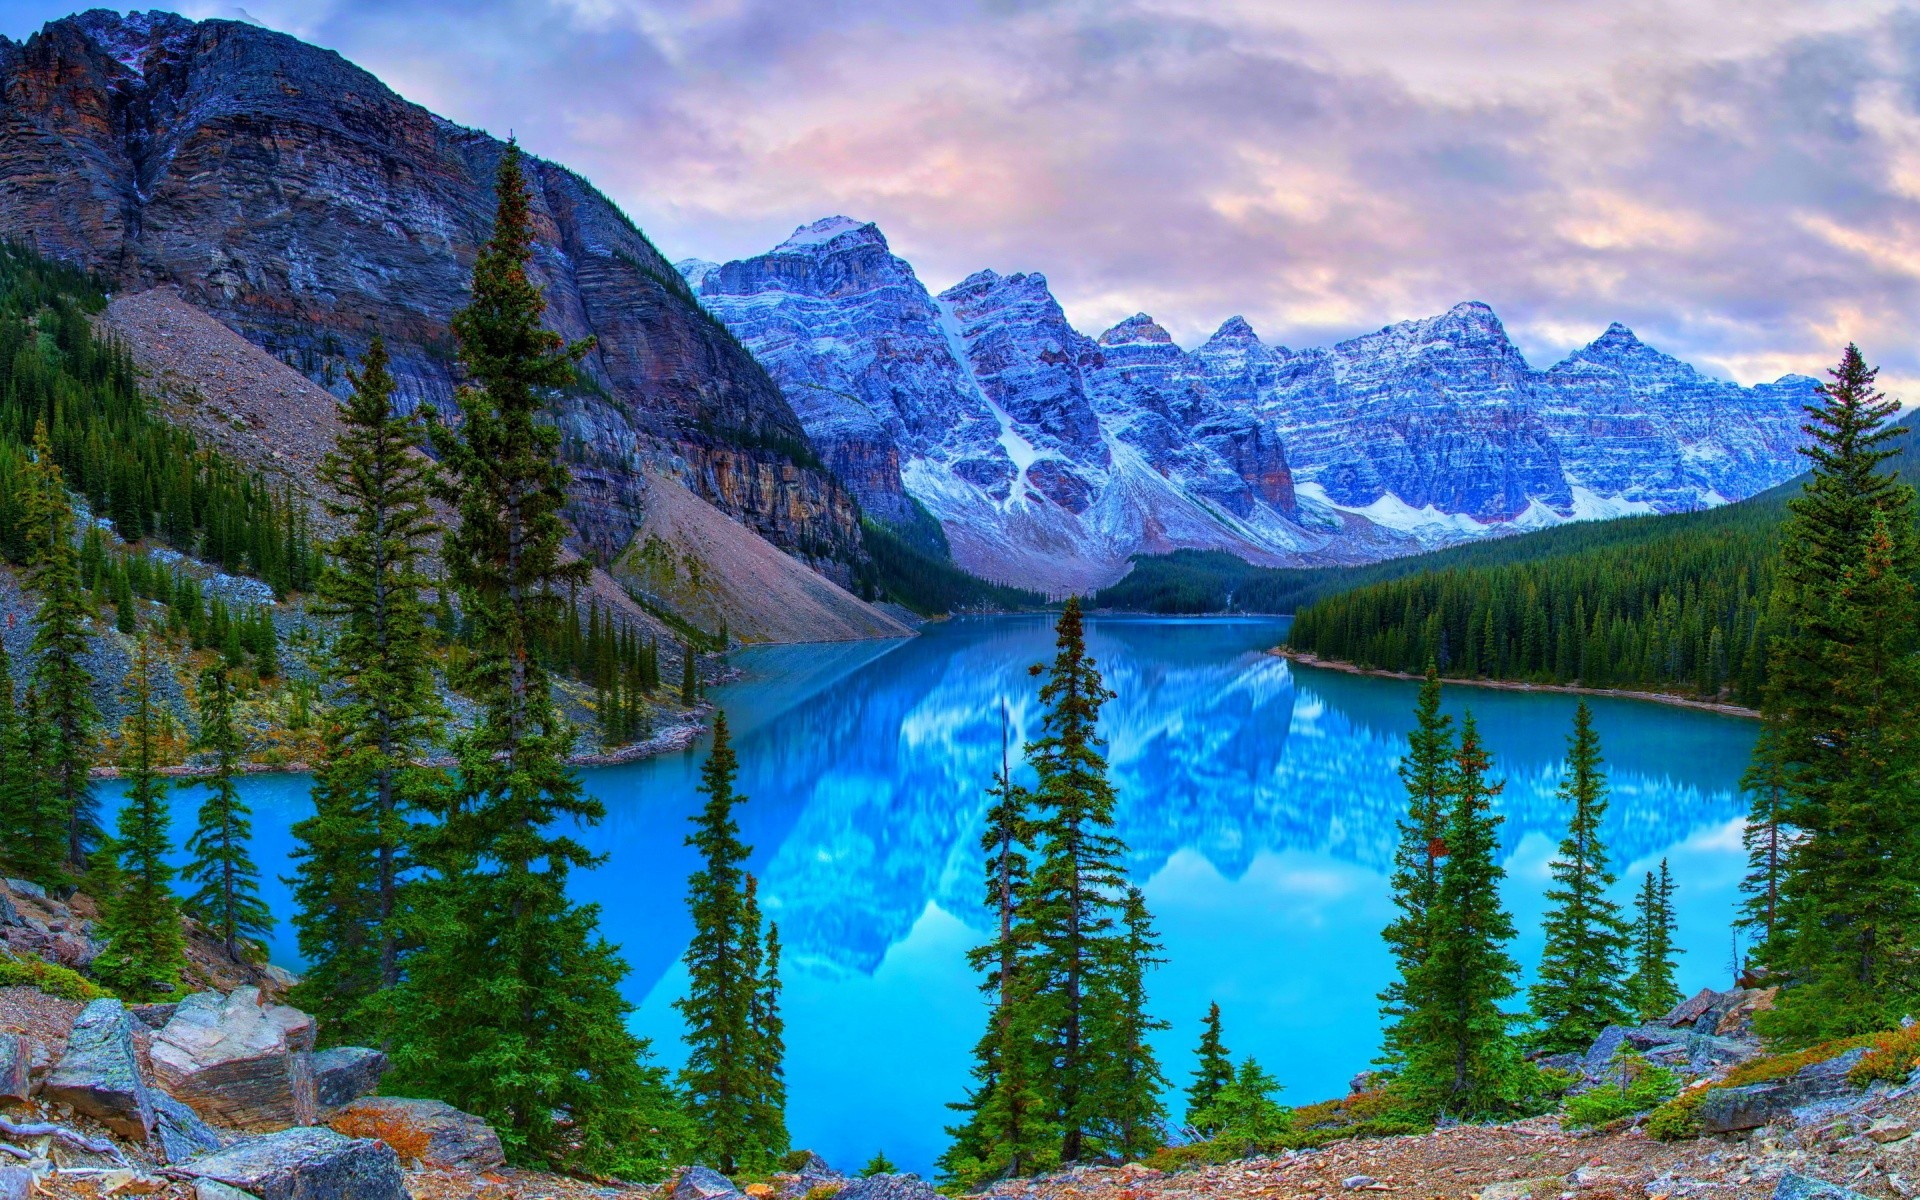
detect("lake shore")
[88,716,711,780]
[1270,647,1761,719]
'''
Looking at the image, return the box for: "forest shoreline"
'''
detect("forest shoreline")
[86,716,712,780]
[1269,647,1762,719]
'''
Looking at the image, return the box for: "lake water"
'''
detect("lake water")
[134,614,1760,1175]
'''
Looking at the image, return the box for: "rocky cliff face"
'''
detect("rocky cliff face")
[686,219,1818,589]
[0,10,861,573]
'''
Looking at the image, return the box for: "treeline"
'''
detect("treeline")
[856,516,1046,615]
[0,244,319,595]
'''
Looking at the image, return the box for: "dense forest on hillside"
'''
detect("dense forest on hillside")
[856,515,1046,615]
[1280,411,1920,702]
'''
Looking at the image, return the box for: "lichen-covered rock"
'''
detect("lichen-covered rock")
[1696,1048,1874,1133]
[325,1096,504,1170]
[154,1092,227,1165]
[832,1174,942,1200]
[0,1033,30,1101]
[175,1126,407,1200]
[1774,1172,1871,1200]
[41,997,155,1140]
[310,1046,387,1111]
[0,1165,31,1200]
[673,1165,745,1200]
[151,988,317,1130]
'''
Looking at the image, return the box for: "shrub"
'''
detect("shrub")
[1849,1025,1920,1088]
[0,953,112,1002]
[1646,1033,1881,1141]
[1562,1055,1679,1129]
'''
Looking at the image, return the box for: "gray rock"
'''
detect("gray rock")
[1,879,46,902]
[42,997,155,1140]
[0,896,18,928]
[0,1033,30,1101]
[195,1183,258,1200]
[0,1165,30,1200]
[1582,1026,1630,1077]
[131,1002,180,1029]
[674,1165,744,1200]
[1340,1175,1377,1190]
[152,988,318,1130]
[325,1096,504,1170]
[833,1174,941,1200]
[155,1092,227,1165]
[1774,1172,1871,1200]
[1697,1048,1872,1133]
[311,1046,387,1111]
[176,1126,407,1200]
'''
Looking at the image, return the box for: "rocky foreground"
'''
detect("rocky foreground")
[6,868,1919,1200]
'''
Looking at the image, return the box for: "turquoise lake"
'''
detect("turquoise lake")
[133,614,1760,1174]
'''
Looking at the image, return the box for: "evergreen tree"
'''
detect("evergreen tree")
[943,704,1055,1187]
[22,423,99,871]
[1736,725,1790,952]
[0,637,31,880]
[1626,862,1682,1022]
[1184,1002,1235,1136]
[1086,885,1168,1159]
[292,334,444,1044]
[391,143,682,1177]
[681,643,698,706]
[1379,665,1454,1069]
[1754,345,1920,1042]
[677,712,787,1172]
[183,664,272,962]
[862,1151,897,1177]
[1527,702,1630,1053]
[1189,1058,1290,1146]
[95,633,184,1000]
[745,880,790,1161]
[1397,714,1523,1116]
[4,686,64,887]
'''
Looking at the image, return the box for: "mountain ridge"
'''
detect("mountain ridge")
[683,217,1819,590]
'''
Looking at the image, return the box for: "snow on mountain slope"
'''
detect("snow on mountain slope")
[683,219,1818,590]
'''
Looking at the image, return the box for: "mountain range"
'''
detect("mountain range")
[681,218,1819,591]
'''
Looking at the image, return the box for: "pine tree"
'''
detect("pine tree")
[862,1151,897,1177]
[94,633,185,1000]
[943,704,1055,1187]
[745,881,790,1161]
[1626,862,1682,1022]
[1527,702,1631,1053]
[1185,1002,1235,1136]
[1189,1058,1290,1145]
[0,636,28,878]
[3,686,64,886]
[677,711,785,1172]
[1753,344,1920,1042]
[1379,665,1454,1069]
[1085,885,1168,1159]
[391,143,682,1177]
[183,664,272,963]
[292,334,444,1044]
[681,642,698,706]
[1397,713,1523,1116]
[22,423,99,872]
[1736,724,1790,953]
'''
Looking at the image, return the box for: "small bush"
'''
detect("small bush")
[1849,1025,1920,1087]
[1562,1056,1679,1129]
[0,953,112,1002]
[1646,1033,1881,1141]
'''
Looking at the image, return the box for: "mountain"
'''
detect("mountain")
[0,9,875,608]
[684,220,1820,590]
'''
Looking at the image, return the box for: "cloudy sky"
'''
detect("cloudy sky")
[8,1,1920,395]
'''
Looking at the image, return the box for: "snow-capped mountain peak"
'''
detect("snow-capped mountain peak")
[687,219,1815,590]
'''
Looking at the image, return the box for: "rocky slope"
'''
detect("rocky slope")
[684,220,1819,591]
[0,10,863,585]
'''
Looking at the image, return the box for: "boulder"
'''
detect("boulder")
[176,1126,407,1200]
[832,1175,942,1200]
[0,879,45,902]
[1696,1048,1872,1133]
[0,1166,30,1200]
[152,988,318,1130]
[1661,988,1723,1028]
[0,1034,30,1101]
[42,998,155,1140]
[1774,1172,1871,1200]
[674,1165,745,1200]
[310,1046,387,1111]
[131,1003,180,1030]
[326,1095,504,1170]
[154,1092,227,1165]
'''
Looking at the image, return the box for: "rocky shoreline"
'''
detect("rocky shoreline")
[1271,648,1763,719]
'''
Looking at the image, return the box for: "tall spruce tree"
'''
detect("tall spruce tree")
[1086,885,1168,1159]
[1022,598,1130,1163]
[678,711,786,1173]
[1379,665,1454,1069]
[1185,1002,1235,1136]
[1397,713,1522,1115]
[391,143,681,1177]
[95,633,185,1000]
[22,423,99,871]
[1527,702,1630,1053]
[1626,862,1682,1021]
[1754,345,1920,1041]
[183,663,272,963]
[1737,725,1790,953]
[743,877,790,1162]
[943,704,1055,1188]
[6,686,64,887]
[292,333,444,1043]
